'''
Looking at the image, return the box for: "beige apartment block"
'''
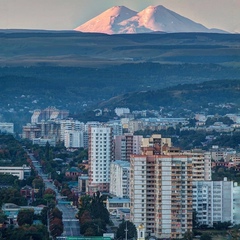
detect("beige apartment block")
[183,149,211,181]
[130,154,192,239]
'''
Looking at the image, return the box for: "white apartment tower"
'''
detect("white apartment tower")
[106,120,123,136]
[60,119,85,141]
[233,183,240,225]
[88,126,113,194]
[110,160,130,198]
[130,154,192,239]
[193,180,233,226]
[64,130,84,148]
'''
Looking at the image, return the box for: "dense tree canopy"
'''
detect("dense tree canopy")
[17,209,34,226]
[7,224,49,240]
[116,220,137,240]
[78,191,110,236]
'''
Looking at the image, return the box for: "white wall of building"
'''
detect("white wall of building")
[64,130,84,148]
[193,180,233,226]
[89,126,113,192]
[110,160,130,198]
[0,122,14,134]
[115,108,130,117]
[60,119,85,141]
[0,165,31,180]
[233,183,240,224]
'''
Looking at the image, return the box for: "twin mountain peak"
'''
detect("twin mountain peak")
[74,5,226,34]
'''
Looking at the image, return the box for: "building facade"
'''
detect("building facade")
[60,119,85,141]
[130,154,193,239]
[106,120,123,136]
[184,149,211,181]
[64,130,84,148]
[114,134,142,161]
[0,122,14,134]
[0,165,31,180]
[88,126,113,194]
[110,160,130,198]
[192,180,233,226]
[31,107,69,123]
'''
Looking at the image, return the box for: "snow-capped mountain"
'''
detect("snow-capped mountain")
[75,5,226,34]
[74,6,137,34]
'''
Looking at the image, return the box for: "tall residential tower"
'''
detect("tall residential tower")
[88,126,113,194]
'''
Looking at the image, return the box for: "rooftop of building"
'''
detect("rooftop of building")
[108,197,130,204]
[112,160,130,168]
[118,208,130,213]
[66,167,82,173]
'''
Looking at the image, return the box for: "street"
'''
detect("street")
[29,152,81,237]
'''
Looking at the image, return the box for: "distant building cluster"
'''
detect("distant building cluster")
[85,132,240,239]
[31,106,69,123]
[18,107,240,238]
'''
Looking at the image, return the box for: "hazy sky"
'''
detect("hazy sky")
[0,0,239,32]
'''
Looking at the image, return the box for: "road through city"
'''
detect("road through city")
[29,152,81,237]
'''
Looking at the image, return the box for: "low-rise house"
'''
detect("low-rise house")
[65,167,82,179]
[2,203,44,224]
[20,185,35,203]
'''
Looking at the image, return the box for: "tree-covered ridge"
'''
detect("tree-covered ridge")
[98,79,240,113]
[0,31,240,129]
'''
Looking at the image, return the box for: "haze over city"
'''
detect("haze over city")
[0,0,239,32]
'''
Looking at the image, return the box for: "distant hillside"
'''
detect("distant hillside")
[0,31,239,67]
[0,31,240,129]
[0,63,240,108]
[98,80,240,115]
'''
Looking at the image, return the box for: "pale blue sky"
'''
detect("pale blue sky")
[0,0,239,32]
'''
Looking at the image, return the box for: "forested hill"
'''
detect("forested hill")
[97,80,240,115]
[1,31,240,128]
[0,63,240,105]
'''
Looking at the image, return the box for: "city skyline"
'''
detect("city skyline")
[0,0,239,32]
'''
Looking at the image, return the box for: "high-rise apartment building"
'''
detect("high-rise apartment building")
[130,154,192,239]
[193,180,233,226]
[110,160,130,198]
[106,120,123,136]
[88,126,113,194]
[114,134,143,161]
[64,130,84,148]
[130,134,192,239]
[183,149,211,181]
[141,134,172,155]
[233,183,240,225]
[22,121,61,142]
[22,124,42,139]
[60,119,85,141]
[31,107,69,123]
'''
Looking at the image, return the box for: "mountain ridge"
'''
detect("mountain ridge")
[75,5,227,34]
[97,79,240,114]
